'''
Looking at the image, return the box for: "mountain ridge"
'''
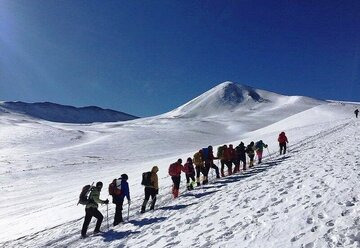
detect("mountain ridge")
[0,101,138,123]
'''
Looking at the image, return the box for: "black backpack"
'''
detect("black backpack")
[141,172,152,186]
[78,183,94,205]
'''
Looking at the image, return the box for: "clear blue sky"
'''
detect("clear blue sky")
[1,0,359,117]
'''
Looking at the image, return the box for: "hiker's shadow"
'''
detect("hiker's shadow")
[159,202,197,210]
[102,229,141,242]
[181,190,219,198]
[128,217,167,227]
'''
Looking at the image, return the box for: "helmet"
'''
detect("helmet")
[121,174,128,180]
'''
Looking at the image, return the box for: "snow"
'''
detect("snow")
[0,82,359,247]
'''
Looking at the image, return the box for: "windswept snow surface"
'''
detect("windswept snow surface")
[0,83,359,247]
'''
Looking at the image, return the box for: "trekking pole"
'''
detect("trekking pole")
[127,202,130,221]
[106,203,109,230]
[266,147,272,160]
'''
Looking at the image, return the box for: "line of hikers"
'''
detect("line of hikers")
[168,139,269,198]
[79,132,288,238]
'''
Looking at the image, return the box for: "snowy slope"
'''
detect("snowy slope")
[0,82,359,247]
[0,101,138,123]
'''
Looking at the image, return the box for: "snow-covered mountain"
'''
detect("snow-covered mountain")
[0,81,359,248]
[0,101,138,123]
[165,81,324,118]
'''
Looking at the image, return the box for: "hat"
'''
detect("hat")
[121,174,128,180]
[177,158,182,163]
[96,181,103,188]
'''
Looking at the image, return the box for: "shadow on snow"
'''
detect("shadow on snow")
[158,202,197,211]
[101,229,141,242]
[128,217,167,227]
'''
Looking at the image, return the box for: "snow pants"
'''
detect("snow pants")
[81,207,103,236]
[256,150,263,163]
[279,142,287,155]
[171,176,181,198]
[114,197,124,226]
[141,187,157,212]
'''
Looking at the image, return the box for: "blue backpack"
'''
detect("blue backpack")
[201,148,209,160]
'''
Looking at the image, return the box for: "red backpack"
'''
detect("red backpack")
[108,179,122,196]
[168,163,179,176]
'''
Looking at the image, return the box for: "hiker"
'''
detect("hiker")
[112,174,131,226]
[228,144,237,175]
[81,181,109,238]
[201,145,220,184]
[168,159,184,198]
[183,157,196,190]
[218,145,227,177]
[355,109,359,118]
[217,145,226,177]
[245,142,255,168]
[231,143,241,173]
[255,140,268,164]
[278,132,289,155]
[141,166,159,213]
[193,150,205,186]
[235,142,246,172]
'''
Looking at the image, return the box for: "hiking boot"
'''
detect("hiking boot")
[93,230,104,235]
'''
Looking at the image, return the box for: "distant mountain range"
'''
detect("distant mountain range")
[0,82,328,124]
[0,101,138,123]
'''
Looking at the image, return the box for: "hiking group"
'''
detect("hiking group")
[78,131,288,238]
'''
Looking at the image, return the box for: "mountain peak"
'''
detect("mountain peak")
[163,81,323,119]
[213,81,266,104]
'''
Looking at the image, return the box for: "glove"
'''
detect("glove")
[104,199,109,204]
[155,189,159,195]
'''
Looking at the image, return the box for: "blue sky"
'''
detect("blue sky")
[0,0,359,117]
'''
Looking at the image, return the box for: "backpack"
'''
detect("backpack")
[201,148,209,160]
[193,152,203,165]
[168,163,178,176]
[255,142,261,150]
[141,172,152,186]
[217,146,225,159]
[78,184,94,205]
[108,179,122,196]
